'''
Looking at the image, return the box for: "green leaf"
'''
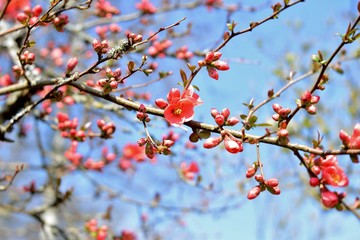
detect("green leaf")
[187,63,196,72]
[283,0,290,5]
[192,85,200,91]
[127,61,135,72]
[198,130,211,139]
[255,123,273,127]
[180,69,187,85]
[249,115,258,124]
[240,114,247,120]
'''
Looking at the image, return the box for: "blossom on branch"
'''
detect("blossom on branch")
[160,86,202,126]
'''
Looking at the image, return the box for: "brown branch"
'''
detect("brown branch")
[0,164,24,191]
[286,14,360,124]
[68,81,360,156]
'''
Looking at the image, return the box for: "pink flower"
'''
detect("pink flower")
[0,0,29,19]
[321,190,339,208]
[181,85,203,106]
[164,99,194,126]
[163,87,202,126]
[123,144,146,162]
[350,123,360,149]
[180,161,199,180]
[136,0,157,14]
[322,165,349,187]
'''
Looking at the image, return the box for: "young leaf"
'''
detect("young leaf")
[180,69,187,85]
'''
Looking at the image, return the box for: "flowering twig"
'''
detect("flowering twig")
[0,164,24,191]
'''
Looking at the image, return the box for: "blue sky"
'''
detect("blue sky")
[1,1,360,239]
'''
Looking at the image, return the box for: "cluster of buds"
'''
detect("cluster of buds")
[97,119,116,139]
[304,154,349,208]
[20,50,36,65]
[136,0,157,14]
[81,147,116,171]
[53,14,69,32]
[127,32,143,45]
[272,103,291,122]
[93,39,109,55]
[296,90,320,115]
[97,67,121,94]
[23,180,37,194]
[12,65,24,78]
[136,104,150,122]
[118,143,148,171]
[247,175,281,200]
[148,39,172,58]
[340,124,360,148]
[95,23,121,39]
[64,141,82,166]
[175,46,194,60]
[203,131,243,154]
[180,161,200,181]
[198,51,229,80]
[246,164,280,200]
[85,218,108,240]
[57,112,86,141]
[95,0,120,18]
[210,108,239,127]
[119,230,137,240]
[83,158,105,171]
[16,5,42,25]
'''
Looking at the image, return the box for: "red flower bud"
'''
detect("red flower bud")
[215,114,225,126]
[321,190,339,208]
[223,136,243,154]
[247,185,261,200]
[309,177,319,187]
[221,108,230,118]
[203,137,222,149]
[272,103,281,113]
[155,98,168,109]
[266,178,279,187]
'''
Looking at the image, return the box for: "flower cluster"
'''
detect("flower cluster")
[95,0,120,18]
[210,108,239,127]
[97,119,116,139]
[16,5,42,26]
[296,90,320,115]
[203,130,243,154]
[247,176,280,200]
[246,164,281,200]
[148,39,172,58]
[306,154,349,208]
[64,141,82,166]
[180,161,200,181]
[156,86,202,126]
[339,123,360,163]
[339,123,360,150]
[93,39,109,54]
[97,68,122,94]
[175,46,194,60]
[198,51,229,80]
[57,112,86,141]
[53,14,69,32]
[136,0,157,14]
[0,0,29,19]
[118,143,148,171]
[85,219,108,240]
[20,50,36,65]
